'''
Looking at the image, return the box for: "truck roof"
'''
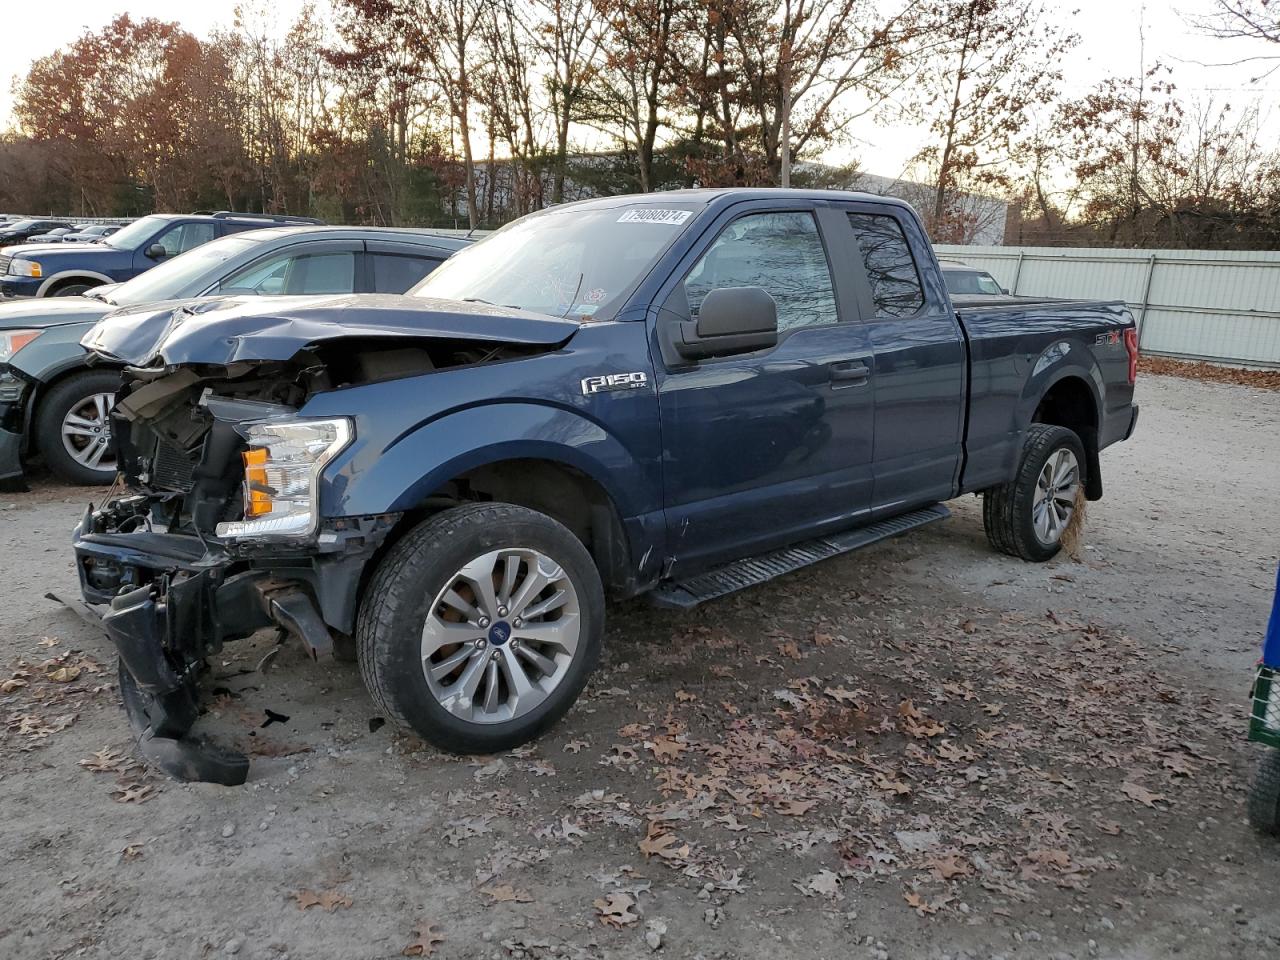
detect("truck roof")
[544,187,920,218]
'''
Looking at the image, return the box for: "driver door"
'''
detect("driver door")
[653,204,876,574]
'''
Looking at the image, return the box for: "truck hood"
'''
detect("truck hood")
[83,293,581,366]
[0,295,113,330]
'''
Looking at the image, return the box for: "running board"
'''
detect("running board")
[649,504,951,611]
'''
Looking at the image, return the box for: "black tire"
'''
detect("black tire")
[356,502,604,754]
[1248,750,1280,836]
[50,282,94,297]
[35,369,121,485]
[982,423,1086,562]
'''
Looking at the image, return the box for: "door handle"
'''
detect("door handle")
[828,360,870,384]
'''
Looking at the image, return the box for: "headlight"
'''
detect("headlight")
[8,259,41,278]
[0,329,43,362]
[215,417,353,541]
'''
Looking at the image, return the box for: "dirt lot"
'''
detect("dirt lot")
[2,372,1278,960]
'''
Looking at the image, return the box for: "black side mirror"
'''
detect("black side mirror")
[674,286,778,361]
[1000,286,1009,295]
[145,243,168,259]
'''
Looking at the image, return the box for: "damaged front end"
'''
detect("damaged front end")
[74,296,577,783]
[75,360,398,783]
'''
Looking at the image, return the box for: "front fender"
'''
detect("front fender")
[317,400,660,523]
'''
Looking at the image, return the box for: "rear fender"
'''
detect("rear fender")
[1018,345,1104,497]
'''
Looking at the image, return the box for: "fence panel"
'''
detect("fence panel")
[934,245,1280,366]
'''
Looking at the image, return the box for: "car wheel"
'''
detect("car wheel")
[982,423,1086,562]
[1248,749,1280,835]
[357,502,604,754]
[35,369,121,485]
[50,283,94,297]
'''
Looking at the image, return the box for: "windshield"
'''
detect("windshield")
[107,234,261,307]
[103,215,171,250]
[945,270,1004,296]
[411,202,703,320]
[3,220,46,232]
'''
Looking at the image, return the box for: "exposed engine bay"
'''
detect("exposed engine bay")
[73,295,575,785]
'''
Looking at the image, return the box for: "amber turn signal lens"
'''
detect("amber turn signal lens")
[242,447,272,517]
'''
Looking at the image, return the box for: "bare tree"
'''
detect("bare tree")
[1193,0,1280,78]
[902,0,1077,241]
[530,0,604,203]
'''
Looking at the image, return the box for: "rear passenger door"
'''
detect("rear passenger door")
[834,202,966,514]
[654,202,876,573]
[362,241,448,293]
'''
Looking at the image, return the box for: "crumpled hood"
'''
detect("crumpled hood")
[82,293,581,366]
[0,295,112,330]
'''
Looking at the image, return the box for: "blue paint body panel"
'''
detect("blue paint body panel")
[89,188,1140,597]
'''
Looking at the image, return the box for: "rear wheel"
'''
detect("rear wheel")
[357,503,604,754]
[983,424,1085,562]
[1248,750,1280,835]
[35,369,120,485]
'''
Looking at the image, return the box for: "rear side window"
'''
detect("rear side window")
[683,211,839,332]
[370,253,442,293]
[846,213,925,318]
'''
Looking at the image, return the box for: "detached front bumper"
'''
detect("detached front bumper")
[72,511,343,783]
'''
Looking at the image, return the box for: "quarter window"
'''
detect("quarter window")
[846,213,925,318]
[683,211,839,332]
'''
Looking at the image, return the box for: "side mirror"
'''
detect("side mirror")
[1000,286,1009,295]
[145,243,168,259]
[675,286,778,361]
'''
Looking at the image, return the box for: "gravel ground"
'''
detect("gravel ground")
[1,372,1278,960]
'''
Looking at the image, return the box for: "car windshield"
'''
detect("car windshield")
[103,215,171,250]
[945,270,1003,296]
[411,201,703,321]
[3,219,45,232]
[107,235,262,307]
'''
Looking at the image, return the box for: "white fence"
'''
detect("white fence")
[934,245,1280,367]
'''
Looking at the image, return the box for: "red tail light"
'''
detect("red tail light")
[1124,328,1139,384]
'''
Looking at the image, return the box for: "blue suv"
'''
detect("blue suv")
[0,211,321,299]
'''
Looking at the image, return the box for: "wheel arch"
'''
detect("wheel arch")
[36,270,114,297]
[1030,373,1102,500]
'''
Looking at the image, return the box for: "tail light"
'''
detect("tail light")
[1124,328,1139,384]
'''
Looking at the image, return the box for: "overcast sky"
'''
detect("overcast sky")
[3,0,1277,179]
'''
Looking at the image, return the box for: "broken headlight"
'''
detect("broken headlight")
[215,417,352,541]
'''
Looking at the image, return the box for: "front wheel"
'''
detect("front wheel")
[35,369,121,485]
[982,424,1086,562]
[356,503,604,754]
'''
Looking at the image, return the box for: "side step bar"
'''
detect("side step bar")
[649,504,950,611]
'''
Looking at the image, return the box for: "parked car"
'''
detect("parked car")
[63,224,123,243]
[0,226,468,487]
[940,262,1016,298]
[0,210,323,299]
[0,219,75,248]
[27,227,84,244]
[71,188,1140,782]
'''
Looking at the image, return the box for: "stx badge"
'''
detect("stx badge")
[581,372,649,395]
[1095,331,1121,346]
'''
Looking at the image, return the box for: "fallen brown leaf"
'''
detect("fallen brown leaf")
[480,883,533,904]
[111,784,155,804]
[594,892,638,927]
[402,923,444,956]
[1120,781,1167,808]
[291,888,352,912]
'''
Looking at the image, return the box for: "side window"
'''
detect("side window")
[154,222,218,257]
[369,253,442,293]
[217,250,357,296]
[846,213,925,318]
[683,211,838,332]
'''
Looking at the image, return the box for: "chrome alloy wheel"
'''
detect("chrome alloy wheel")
[421,548,581,724]
[1031,448,1079,545]
[61,392,115,474]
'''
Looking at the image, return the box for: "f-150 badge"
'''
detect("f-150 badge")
[581,372,648,395]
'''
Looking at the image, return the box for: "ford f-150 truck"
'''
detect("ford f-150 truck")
[72,188,1139,784]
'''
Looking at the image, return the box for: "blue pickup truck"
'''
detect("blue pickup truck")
[0,211,320,298]
[73,188,1139,782]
